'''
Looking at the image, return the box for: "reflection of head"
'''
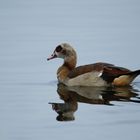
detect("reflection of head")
[56,111,75,121]
[49,103,75,122]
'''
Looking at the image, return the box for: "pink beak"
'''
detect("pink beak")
[47,52,57,61]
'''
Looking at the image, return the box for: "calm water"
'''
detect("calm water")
[0,0,140,140]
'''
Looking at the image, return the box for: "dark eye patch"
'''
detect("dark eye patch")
[55,45,62,52]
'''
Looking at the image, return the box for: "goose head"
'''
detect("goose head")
[47,43,77,62]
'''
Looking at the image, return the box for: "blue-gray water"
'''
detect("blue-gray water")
[0,0,140,140]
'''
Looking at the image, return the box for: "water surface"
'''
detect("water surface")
[0,0,140,140]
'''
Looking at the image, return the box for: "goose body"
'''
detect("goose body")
[47,43,140,87]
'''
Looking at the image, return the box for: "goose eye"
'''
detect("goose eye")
[56,45,62,52]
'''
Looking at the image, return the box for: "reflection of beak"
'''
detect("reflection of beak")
[47,52,57,61]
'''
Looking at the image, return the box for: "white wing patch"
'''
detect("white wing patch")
[98,71,103,77]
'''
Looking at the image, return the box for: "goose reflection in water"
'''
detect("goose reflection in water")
[49,84,140,121]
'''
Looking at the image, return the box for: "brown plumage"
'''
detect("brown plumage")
[68,63,130,78]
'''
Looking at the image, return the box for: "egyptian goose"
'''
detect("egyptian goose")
[47,43,140,87]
